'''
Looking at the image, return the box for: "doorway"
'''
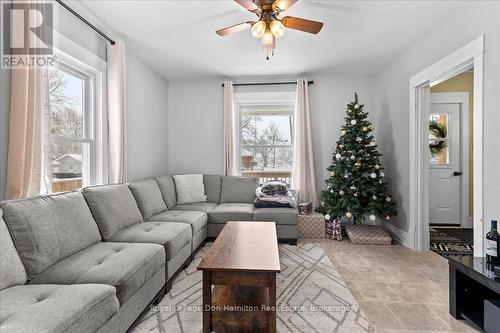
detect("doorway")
[428,72,473,256]
[409,36,484,257]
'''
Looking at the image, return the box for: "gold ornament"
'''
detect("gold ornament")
[362,127,368,132]
[353,192,358,197]
[385,197,392,202]
[385,215,390,220]
[375,164,380,170]
[330,171,335,176]
[346,211,353,218]
[341,130,347,136]
[354,162,362,168]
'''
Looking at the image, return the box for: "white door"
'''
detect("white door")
[429,93,468,225]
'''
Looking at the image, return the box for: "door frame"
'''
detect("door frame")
[429,92,470,228]
[409,35,484,256]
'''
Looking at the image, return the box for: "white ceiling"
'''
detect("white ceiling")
[81,0,462,79]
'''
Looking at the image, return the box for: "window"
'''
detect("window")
[429,113,449,165]
[48,40,106,193]
[239,104,294,184]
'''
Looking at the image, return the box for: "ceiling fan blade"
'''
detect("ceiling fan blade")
[282,16,323,34]
[273,0,297,11]
[216,22,253,36]
[234,0,259,12]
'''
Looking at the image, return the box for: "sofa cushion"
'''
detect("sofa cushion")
[147,210,207,235]
[156,174,177,209]
[204,175,222,203]
[253,207,298,225]
[29,242,165,305]
[0,284,118,333]
[1,192,101,280]
[208,203,254,224]
[173,202,218,214]
[173,174,207,204]
[128,179,168,219]
[82,184,143,240]
[107,222,191,260]
[0,211,27,290]
[220,176,258,204]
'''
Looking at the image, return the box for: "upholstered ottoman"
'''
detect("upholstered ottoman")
[346,224,392,245]
[298,212,325,238]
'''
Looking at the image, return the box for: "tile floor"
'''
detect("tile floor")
[302,239,478,333]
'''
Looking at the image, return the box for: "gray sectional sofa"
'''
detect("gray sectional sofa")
[0,175,297,333]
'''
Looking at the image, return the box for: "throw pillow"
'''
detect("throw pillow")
[173,174,207,204]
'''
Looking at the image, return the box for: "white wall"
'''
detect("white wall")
[372,1,500,246]
[126,52,170,180]
[167,74,375,197]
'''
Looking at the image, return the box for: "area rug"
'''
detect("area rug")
[133,243,375,332]
[430,228,473,257]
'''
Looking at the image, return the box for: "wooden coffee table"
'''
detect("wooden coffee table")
[197,221,281,333]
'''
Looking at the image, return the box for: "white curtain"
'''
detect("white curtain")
[291,78,318,208]
[107,40,127,183]
[223,80,239,176]
[6,0,51,199]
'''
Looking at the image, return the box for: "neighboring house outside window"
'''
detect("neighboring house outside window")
[238,103,294,185]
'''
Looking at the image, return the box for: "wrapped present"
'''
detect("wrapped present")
[326,219,342,240]
[298,212,325,238]
[298,202,312,215]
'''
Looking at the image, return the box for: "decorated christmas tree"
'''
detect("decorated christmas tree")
[320,93,396,224]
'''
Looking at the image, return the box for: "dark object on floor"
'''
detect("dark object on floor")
[434,227,473,243]
[346,224,391,245]
[430,228,473,257]
[253,198,291,208]
[484,299,500,333]
[448,256,500,332]
[298,202,312,215]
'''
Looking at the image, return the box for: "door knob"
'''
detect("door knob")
[453,171,463,176]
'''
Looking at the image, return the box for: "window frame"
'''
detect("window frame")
[51,31,107,188]
[237,101,295,173]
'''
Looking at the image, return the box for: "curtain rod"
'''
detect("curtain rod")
[55,0,116,45]
[222,81,314,87]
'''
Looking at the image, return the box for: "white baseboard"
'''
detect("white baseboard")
[381,222,413,250]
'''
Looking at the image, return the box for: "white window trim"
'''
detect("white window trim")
[51,31,108,186]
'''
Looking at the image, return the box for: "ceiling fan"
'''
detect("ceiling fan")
[216,0,323,59]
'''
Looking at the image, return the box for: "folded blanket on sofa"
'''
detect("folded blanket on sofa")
[254,198,294,208]
[255,181,297,208]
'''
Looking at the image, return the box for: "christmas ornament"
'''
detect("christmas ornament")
[375,164,380,169]
[351,120,357,125]
[370,141,376,146]
[350,155,356,160]
[354,162,362,167]
[380,172,385,177]
[339,144,344,148]
[354,104,359,109]
[344,174,349,179]
[356,137,362,142]
[330,189,334,193]
[350,186,357,190]
[353,192,358,197]
[335,153,341,159]
[370,173,377,178]
[373,195,377,200]
[330,171,335,176]
[385,215,390,220]
[339,190,345,195]
[341,130,346,136]
[346,211,353,218]
[385,197,392,202]
[324,214,331,220]
[362,127,368,132]
[369,215,376,221]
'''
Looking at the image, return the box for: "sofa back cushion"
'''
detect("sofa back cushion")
[173,174,207,204]
[0,210,27,289]
[128,179,167,219]
[82,184,143,240]
[1,192,101,280]
[155,175,177,209]
[204,175,222,204]
[220,176,258,204]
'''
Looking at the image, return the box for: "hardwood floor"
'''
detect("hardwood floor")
[302,239,479,333]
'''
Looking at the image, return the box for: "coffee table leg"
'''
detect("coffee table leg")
[268,272,276,333]
[202,271,212,333]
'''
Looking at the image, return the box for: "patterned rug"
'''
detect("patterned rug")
[133,243,375,333]
[430,228,473,257]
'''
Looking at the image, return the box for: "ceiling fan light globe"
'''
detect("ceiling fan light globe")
[270,20,285,38]
[251,20,266,38]
[261,30,274,45]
